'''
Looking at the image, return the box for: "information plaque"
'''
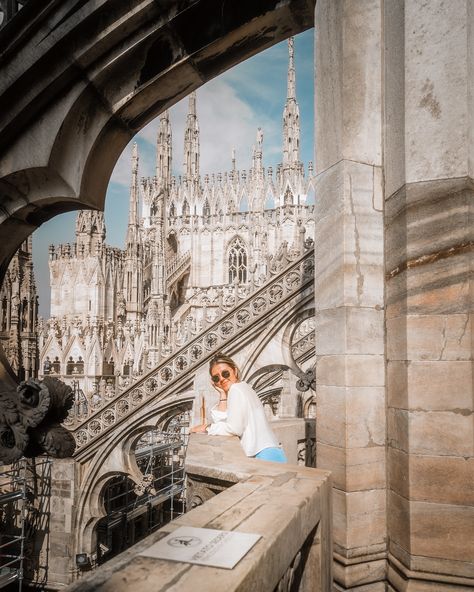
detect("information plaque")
[139,525,262,569]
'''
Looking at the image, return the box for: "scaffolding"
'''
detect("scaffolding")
[0,458,52,591]
[95,414,190,565]
[0,461,28,590]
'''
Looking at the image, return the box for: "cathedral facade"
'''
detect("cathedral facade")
[37,38,316,403]
[0,237,38,381]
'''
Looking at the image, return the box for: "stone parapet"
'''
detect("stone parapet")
[65,434,332,592]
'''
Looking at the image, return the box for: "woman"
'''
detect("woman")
[191,353,287,463]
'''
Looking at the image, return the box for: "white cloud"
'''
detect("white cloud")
[109,76,285,188]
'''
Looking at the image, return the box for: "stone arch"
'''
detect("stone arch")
[79,470,130,557]
[0,2,468,590]
[0,1,313,283]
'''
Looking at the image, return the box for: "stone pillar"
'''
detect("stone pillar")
[314,1,386,590]
[47,458,81,588]
[384,1,473,589]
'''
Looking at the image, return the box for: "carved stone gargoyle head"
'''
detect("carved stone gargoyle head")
[0,377,75,463]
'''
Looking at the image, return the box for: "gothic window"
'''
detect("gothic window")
[228,238,248,284]
[203,199,210,217]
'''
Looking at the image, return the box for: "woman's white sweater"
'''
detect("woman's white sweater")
[207,381,279,456]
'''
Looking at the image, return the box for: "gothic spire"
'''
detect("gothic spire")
[287,36,296,99]
[126,142,140,253]
[75,211,106,254]
[282,37,301,168]
[255,128,264,178]
[124,142,143,318]
[183,91,200,182]
[156,110,172,188]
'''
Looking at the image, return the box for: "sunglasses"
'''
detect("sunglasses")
[211,370,231,383]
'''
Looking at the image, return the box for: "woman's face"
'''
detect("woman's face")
[210,362,239,394]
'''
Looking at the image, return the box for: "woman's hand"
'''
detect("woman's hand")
[190,423,209,433]
[212,383,226,398]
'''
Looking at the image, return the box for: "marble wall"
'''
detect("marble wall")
[315,0,473,590]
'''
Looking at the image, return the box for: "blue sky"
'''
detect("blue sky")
[33,29,314,317]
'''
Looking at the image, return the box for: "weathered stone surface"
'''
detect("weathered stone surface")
[65,434,332,592]
[386,314,471,361]
[389,491,474,564]
[315,0,382,171]
[315,160,384,310]
[318,356,385,388]
[388,447,474,506]
[387,360,472,410]
[333,489,386,554]
[317,308,384,356]
[317,444,386,492]
[388,407,473,457]
[334,559,387,591]
[317,385,385,449]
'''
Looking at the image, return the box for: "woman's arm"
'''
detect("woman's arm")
[204,384,248,436]
[225,387,247,435]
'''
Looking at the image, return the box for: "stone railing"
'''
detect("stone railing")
[65,434,332,592]
[69,250,314,450]
[166,250,191,284]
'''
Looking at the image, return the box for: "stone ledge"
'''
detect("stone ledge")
[65,434,332,592]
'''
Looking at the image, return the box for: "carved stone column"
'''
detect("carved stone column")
[314,1,386,590]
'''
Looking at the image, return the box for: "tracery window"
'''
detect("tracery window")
[203,198,210,217]
[228,237,248,284]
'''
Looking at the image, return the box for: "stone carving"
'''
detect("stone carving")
[0,377,75,463]
[295,368,316,393]
[133,473,156,497]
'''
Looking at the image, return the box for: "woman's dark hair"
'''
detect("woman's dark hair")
[209,352,239,378]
